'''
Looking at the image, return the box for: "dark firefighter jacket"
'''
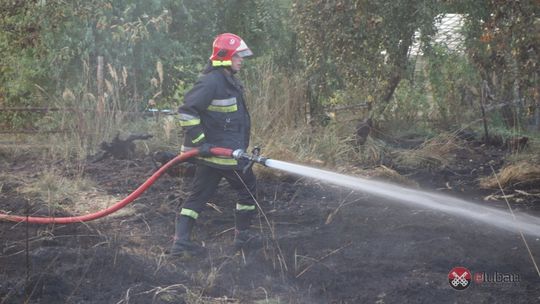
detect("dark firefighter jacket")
[177,67,251,169]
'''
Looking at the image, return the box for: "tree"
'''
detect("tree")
[292,0,439,119]
[460,0,540,129]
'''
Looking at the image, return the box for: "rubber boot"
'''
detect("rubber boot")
[234,210,263,251]
[170,215,206,257]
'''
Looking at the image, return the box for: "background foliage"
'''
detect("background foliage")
[0,0,538,140]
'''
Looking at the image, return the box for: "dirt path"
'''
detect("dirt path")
[1,153,539,303]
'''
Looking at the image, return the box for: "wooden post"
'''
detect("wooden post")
[533,103,540,131]
[97,56,104,115]
[480,80,490,142]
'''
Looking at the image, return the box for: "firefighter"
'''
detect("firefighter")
[171,33,259,256]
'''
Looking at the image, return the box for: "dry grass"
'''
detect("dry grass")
[245,60,307,134]
[16,169,134,217]
[479,161,540,189]
[355,136,389,165]
[392,133,463,170]
[251,124,363,181]
[480,137,540,190]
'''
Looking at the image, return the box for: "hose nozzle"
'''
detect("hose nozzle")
[232,147,268,172]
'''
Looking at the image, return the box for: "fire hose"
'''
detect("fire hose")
[0,147,267,225]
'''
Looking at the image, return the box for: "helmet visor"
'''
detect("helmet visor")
[234,39,253,58]
[235,49,253,58]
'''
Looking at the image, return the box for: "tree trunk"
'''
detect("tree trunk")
[374,33,414,117]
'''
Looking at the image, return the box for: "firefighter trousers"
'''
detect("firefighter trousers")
[179,164,257,220]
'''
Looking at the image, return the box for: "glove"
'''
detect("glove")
[198,143,215,157]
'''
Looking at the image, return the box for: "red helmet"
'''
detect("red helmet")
[209,33,253,67]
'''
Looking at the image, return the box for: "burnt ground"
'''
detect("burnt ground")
[1,141,540,304]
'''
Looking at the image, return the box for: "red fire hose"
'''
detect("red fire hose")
[0,147,234,224]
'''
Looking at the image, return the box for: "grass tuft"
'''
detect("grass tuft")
[479,161,540,190]
[392,133,463,170]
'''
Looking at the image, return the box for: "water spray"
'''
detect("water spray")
[233,149,540,238]
[263,159,540,238]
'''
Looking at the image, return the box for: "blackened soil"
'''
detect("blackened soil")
[1,148,539,303]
